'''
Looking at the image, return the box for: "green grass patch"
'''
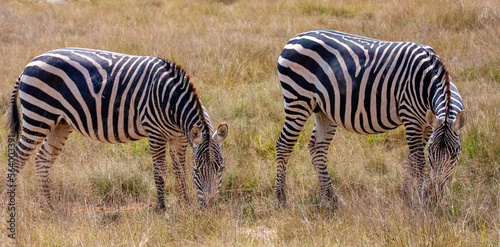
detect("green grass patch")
[365,133,387,146]
[365,157,388,175]
[90,170,149,204]
[462,62,500,83]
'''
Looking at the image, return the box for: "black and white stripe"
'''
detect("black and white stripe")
[8,48,228,209]
[275,30,466,207]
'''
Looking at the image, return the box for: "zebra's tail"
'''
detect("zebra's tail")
[8,76,21,142]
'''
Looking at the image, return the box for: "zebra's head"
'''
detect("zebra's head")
[424,110,467,203]
[189,124,228,208]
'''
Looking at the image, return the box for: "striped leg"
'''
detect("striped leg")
[7,116,53,185]
[308,111,338,207]
[149,137,168,211]
[402,123,426,206]
[34,120,73,207]
[275,107,312,208]
[169,136,189,205]
[422,125,432,175]
[8,134,48,193]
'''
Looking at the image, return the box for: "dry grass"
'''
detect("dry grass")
[1,0,499,246]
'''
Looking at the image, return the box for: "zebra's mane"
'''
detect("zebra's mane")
[184,73,212,139]
[429,53,452,122]
[159,59,211,141]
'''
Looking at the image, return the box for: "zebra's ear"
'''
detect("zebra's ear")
[426,110,443,129]
[451,111,467,133]
[212,123,228,145]
[189,126,203,146]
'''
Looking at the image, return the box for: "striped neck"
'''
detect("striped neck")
[426,55,452,121]
[154,60,213,146]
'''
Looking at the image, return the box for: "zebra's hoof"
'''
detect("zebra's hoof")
[328,198,339,211]
[154,204,166,213]
[318,197,338,211]
[278,200,288,209]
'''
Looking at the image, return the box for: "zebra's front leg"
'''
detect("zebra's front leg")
[401,125,426,206]
[169,137,189,206]
[308,111,338,208]
[149,138,168,211]
[275,111,311,208]
[34,121,73,208]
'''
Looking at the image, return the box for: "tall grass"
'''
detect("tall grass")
[1,0,499,245]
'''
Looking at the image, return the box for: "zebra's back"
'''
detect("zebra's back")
[18,48,161,143]
[277,30,434,134]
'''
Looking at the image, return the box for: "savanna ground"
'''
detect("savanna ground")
[0,0,499,246]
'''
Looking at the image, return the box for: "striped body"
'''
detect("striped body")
[8,48,228,209]
[20,48,159,143]
[275,30,466,207]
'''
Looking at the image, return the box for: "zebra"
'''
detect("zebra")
[7,47,228,209]
[275,30,467,208]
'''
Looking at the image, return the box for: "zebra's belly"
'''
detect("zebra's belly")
[339,116,402,135]
[60,113,148,144]
[318,94,403,135]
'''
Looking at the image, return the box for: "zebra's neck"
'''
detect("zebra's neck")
[428,75,449,120]
[424,55,455,121]
[153,61,213,144]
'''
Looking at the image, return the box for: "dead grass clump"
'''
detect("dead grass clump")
[439,2,500,31]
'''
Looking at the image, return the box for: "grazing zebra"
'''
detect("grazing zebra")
[7,48,228,209]
[275,30,467,207]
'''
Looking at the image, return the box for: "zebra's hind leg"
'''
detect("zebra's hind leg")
[6,122,50,206]
[308,111,338,209]
[275,107,312,208]
[34,120,73,208]
[148,137,168,211]
[169,136,189,206]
